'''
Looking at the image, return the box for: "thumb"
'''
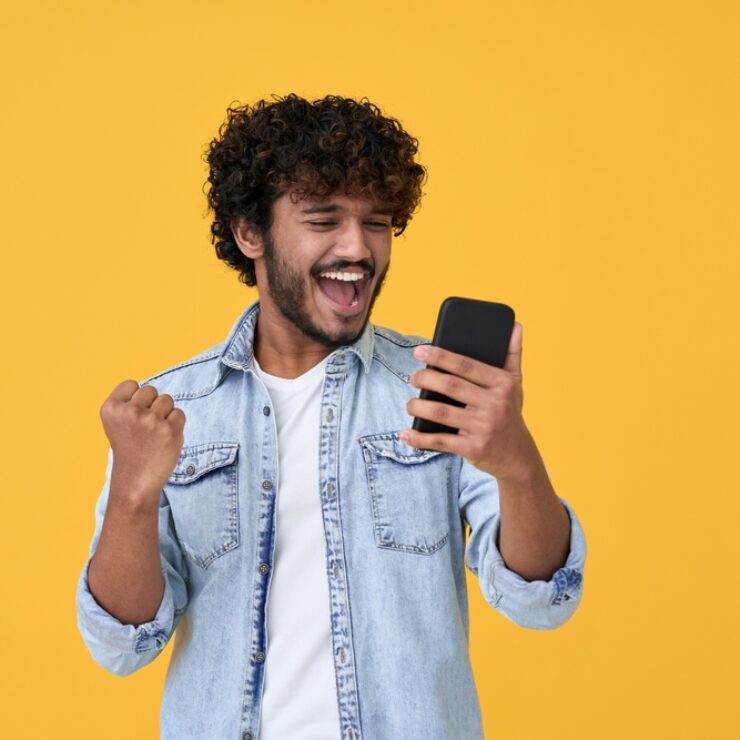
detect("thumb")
[503,321,523,381]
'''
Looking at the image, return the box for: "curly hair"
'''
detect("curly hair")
[203,93,427,286]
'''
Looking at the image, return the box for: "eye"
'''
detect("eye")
[308,221,337,227]
[365,221,391,229]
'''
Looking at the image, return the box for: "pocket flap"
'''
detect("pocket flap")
[168,442,239,484]
[359,433,445,464]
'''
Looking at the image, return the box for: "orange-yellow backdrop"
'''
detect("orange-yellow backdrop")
[1,1,738,738]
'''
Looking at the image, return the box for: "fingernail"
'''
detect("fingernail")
[414,345,429,360]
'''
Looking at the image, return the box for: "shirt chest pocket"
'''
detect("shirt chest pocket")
[359,432,452,555]
[165,441,240,569]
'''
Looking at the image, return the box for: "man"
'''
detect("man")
[76,94,587,740]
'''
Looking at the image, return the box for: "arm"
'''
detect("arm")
[87,466,165,627]
[458,455,586,629]
[494,430,571,582]
[401,323,586,627]
[76,379,190,675]
[76,446,190,676]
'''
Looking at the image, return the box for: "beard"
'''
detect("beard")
[261,229,388,350]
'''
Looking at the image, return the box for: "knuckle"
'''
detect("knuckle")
[445,375,462,395]
[142,412,160,429]
[115,379,139,394]
[457,357,473,375]
[434,403,449,421]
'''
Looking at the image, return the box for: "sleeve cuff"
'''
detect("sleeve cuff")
[75,556,177,673]
[483,497,587,629]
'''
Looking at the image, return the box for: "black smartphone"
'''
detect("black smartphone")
[411,297,516,435]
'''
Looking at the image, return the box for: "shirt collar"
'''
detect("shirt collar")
[219,299,374,375]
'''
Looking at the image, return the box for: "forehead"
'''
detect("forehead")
[279,190,393,216]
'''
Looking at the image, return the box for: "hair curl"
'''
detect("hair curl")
[203,93,427,286]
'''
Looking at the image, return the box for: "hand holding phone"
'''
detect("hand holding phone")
[411,297,516,435]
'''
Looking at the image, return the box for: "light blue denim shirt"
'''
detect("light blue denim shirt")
[76,299,587,740]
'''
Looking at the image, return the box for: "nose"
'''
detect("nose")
[332,218,371,262]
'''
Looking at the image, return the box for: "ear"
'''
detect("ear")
[231,216,265,259]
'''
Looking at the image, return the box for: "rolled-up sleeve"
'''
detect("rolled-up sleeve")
[75,447,190,676]
[458,457,587,630]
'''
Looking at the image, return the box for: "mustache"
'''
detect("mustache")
[312,259,375,279]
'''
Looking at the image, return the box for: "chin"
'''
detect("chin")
[308,316,369,349]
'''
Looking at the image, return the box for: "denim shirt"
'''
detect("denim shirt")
[76,299,587,740]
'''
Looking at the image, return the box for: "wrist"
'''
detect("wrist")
[109,468,163,515]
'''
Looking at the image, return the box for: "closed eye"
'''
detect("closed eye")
[307,221,390,228]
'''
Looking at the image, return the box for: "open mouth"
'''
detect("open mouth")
[314,270,370,313]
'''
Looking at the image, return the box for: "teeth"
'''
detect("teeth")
[319,271,365,281]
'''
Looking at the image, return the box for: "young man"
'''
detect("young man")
[76,94,587,740]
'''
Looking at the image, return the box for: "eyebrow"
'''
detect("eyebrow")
[301,204,394,216]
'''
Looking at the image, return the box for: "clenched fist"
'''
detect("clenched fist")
[99,379,186,505]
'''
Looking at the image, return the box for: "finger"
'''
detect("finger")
[412,344,495,387]
[106,379,141,403]
[503,322,523,380]
[406,397,473,433]
[150,393,175,417]
[129,384,159,407]
[167,407,187,428]
[409,367,482,406]
[398,427,469,456]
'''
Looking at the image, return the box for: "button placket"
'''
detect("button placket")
[317,366,361,733]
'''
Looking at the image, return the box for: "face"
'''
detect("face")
[250,191,394,350]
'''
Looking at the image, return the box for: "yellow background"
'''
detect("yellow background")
[1,1,738,737]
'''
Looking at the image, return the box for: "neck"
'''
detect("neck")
[252,304,332,379]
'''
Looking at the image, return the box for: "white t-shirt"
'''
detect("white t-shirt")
[253,355,341,740]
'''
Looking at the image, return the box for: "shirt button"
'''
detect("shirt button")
[338,647,346,663]
[336,353,345,361]
[255,652,265,663]
[262,480,273,491]
[185,463,196,475]
[263,406,271,416]
[259,563,270,575]
[326,407,334,423]
[326,481,334,498]
[244,734,253,740]
[333,562,340,578]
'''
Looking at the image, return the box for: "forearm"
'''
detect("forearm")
[495,442,571,582]
[87,468,165,627]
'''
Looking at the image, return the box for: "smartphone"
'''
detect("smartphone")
[411,297,516,435]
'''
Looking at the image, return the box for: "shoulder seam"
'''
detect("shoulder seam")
[140,346,224,384]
